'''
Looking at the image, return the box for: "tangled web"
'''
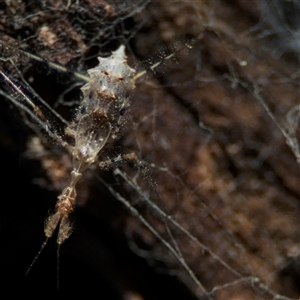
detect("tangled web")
[0,1,299,299]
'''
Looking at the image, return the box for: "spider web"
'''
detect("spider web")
[0,0,299,299]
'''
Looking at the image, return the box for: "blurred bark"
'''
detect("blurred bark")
[0,1,299,299]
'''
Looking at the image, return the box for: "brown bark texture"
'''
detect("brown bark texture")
[0,1,299,299]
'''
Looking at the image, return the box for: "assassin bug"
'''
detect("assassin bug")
[0,41,192,289]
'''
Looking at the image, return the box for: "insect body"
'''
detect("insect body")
[44,45,135,246]
[0,45,137,280]
[0,41,192,289]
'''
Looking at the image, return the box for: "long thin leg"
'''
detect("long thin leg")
[25,237,49,276]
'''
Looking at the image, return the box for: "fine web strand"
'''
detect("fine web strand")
[95,171,211,299]
[0,66,68,143]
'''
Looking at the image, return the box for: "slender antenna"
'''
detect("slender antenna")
[131,52,176,83]
[131,40,194,84]
[25,237,49,276]
[0,41,91,83]
[20,49,91,83]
